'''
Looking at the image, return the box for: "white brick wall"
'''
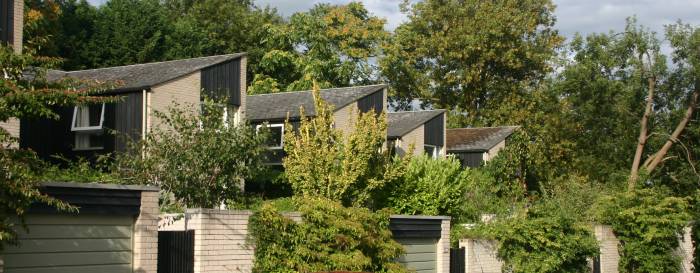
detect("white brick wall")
[678,226,695,273]
[133,190,160,273]
[332,102,356,136]
[595,225,620,273]
[236,56,247,123]
[0,118,20,147]
[460,238,503,273]
[12,0,23,54]
[186,209,255,273]
[147,72,201,133]
[437,218,451,273]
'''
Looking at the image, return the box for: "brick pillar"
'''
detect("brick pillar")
[594,225,620,273]
[436,218,451,273]
[133,190,159,273]
[188,209,255,273]
[678,226,695,273]
[460,238,502,273]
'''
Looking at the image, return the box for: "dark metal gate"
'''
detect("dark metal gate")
[450,247,466,273]
[158,230,194,273]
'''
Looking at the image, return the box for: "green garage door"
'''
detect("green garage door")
[396,238,438,273]
[3,214,134,273]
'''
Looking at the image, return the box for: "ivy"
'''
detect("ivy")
[248,197,409,273]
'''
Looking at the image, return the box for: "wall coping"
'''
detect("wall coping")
[40,181,160,192]
[391,214,451,220]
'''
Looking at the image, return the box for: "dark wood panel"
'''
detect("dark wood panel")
[114,92,143,152]
[452,152,483,168]
[389,217,442,239]
[158,231,194,273]
[29,186,142,216]
[201,59,241,106]
[20,106,74,162]
[357,89,384,115]
[0,0,12,45]
[424,113,444,146]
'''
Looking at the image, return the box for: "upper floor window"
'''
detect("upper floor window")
[424,144,439,159]
[71,104,105,150]
[256,123,284,150]
[72,104,105,131]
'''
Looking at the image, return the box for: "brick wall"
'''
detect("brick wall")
[186,209,254,273]
[0,118,20,147]
[678,226,695,273]
[147,71,201,132]
[397,124,424,156]
[333,102,356,136]
[483,140,505,162]
[460,238,502,273]
[12,0,22,53]
[236,56,247,124]
[133,190,159,273]
[595,225,620,273]
[436,218,451,273]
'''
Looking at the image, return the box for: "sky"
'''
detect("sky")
[84,0,700,43]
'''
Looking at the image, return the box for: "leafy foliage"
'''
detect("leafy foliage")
[596,188,692,273]
[248,197,409,273]
[114,99,268,208]
[1,46,109,248]
[283,84,404,207]
[382,0,562,118]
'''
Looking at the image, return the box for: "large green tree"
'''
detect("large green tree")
[249,2,389,93]
[381,0,562,123]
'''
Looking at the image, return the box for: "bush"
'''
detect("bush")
[248,197,409,273]
[596,188,691,273]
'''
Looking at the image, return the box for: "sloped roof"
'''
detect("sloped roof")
[387,110,446,138]
[446,126,519,152]
[246,85,386,121]
[46,53,246,93]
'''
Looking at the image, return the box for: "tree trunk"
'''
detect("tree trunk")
[629,76,656,190]
[644,90,699,173]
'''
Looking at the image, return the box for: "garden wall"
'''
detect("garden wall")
[457,224,694,273]
[158,209,450,273]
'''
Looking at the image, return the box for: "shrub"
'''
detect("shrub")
[248,197,409,273]
[596,188,691,273]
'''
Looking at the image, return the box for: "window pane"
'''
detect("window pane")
[88,105,102,126]
[267,126,283,148]
[424,145,435,157]
[73,104,103,129]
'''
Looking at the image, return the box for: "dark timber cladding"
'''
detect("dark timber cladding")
[29,183,145,216]
[114,92,143,152]
[423,113,444,146]
[454,152,483,168]
[357,89,384,114]
[0,0,12,44]
[201,58,241,106]
[390,217,443,239]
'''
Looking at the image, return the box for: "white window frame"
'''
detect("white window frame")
[71,103,106,132]
[256,123,284,150]
[73,131,104,151]
[424,144,439,159]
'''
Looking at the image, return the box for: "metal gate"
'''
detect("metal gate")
[450,247,465,273]
[158,230,194,273]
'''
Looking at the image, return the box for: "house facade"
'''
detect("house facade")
[21,54,247,161]
[446,126,518,168]
[388,110,447,158]
[0,0,24,144]
[246,84,387,165]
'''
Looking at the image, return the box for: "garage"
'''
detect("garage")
[390,215,448,273]
[0,182,159,273]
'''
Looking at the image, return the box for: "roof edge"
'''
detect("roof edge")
[389,109,446,138]
[40,181,160,192]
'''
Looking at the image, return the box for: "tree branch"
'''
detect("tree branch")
[645,90,699,173]
[629,69,656,190]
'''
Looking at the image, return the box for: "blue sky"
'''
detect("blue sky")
[86,0,700,42]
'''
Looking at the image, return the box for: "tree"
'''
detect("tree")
[250,2,389,93]
[381,0,562,123]
[114,99,268,208]
[0,46,109,248]
[282,84,403,207]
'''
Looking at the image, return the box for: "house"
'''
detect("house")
[0,0,24,143]
[446,126,518,168]
[387,110,446,158]
[0,182,159,273]
[20,54,248,161]
[246,84,387,165]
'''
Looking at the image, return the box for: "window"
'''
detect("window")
[71,104,105,150]
[424,144,439,158]
[256,123,284,149]
[200,103,233,128]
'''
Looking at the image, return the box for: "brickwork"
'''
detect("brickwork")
[397,124,424,156]
[436,218,451,273]
[677,226,694,273]
[186,209,255,273]
[333,102,356,136]
[12,0,22,53]
[236,56,247,123]
[0,118,20,147]
[148,71,201,132]
[460,239,502,273]
[133,190,159,273]
[483,140,506,161]
[595,225,620,273]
